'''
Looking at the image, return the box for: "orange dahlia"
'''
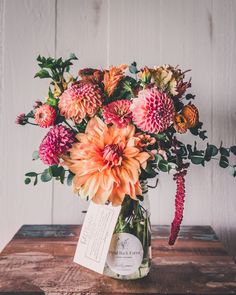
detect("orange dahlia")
[182,104,199,128]
[58,83,103,123]
[62,117,151,206]
[174,104,199,133]
[103,64,127,96]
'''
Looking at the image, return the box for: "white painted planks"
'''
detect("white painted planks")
[0,0,235,255]
[211,0,236,256]
[52,0,108,224]
[0,0,56,251]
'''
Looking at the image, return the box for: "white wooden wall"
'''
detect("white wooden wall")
[0,0,235,255]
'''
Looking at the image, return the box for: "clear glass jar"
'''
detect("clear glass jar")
[104,180,151,279]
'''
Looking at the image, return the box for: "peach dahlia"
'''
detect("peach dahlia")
[62,117,151,206]
[58,82,103,123]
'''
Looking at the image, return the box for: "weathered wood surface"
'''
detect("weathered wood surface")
[0,225,235,295]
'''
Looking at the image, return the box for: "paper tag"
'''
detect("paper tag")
[73,201,121,274]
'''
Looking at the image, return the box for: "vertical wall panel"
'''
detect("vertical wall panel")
[212,0,236,255]
[0,0,56,251]
[109,0,162,224]
[0,0,235,256]
[159,0,213,225]
[53,0,108,224]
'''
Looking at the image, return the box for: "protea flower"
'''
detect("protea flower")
[39,125,75,165]
[102,100,132,128]
[35,104,56,128]
[62,117,151,206]
[58,82,103,123]
[131,87,175,133]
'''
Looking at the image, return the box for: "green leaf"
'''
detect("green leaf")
[34,69,51,79]
[129,62,138,74]
[41,170,52,182]
[220,147,230,157]
[158,160,169,172]
[230,146,236,155]
[228,166,236,177]
[205,144,218,161]
[25,172,38,177]
[208,145,218,157]
[185,93,195,100]
[24,178,31,184]
[67,171,74,186]
[60,169,65,184]
[190,153,204,165]
[34,175,38,186]
[69,53,78,60]
[49,165,64,177]
[32,151,39,161]
[219,156,229,168]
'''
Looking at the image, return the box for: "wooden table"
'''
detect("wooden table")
[0,225,235,294]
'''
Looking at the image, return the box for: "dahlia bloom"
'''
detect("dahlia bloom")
[39,125,75,165]
[35,104,56,128]
[62,117,151,206]
[102,100,132,128]
[131,87,175,133]
[103,64,127,96]
[174,104,199,133]
[135,133,156,149]
[59,83,103,123]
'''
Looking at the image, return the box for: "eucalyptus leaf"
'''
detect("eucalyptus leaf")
[41,170,52,182]
[230,146,236,155]
[25,172,38,177]
[32,151,39,161]
[219,156,229,168]
[24,178,31,185]
[220,147,230,157]
[67,172,74,186]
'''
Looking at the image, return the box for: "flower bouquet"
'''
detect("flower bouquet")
[16,54,236,279]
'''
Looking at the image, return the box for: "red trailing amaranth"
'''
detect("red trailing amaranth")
[168,170,187,245]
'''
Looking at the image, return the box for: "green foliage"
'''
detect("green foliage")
[32,151,39,161]
[129,61,139,74]
[185,93,195,100]
[35,53,78,82]
[41,169,52,182]
[67,171,75,186]
[189,122,207,140]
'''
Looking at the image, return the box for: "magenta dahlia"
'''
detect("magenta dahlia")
[131,87,175,133]
[59,82,103,123]
[39,125,75,166]
[102,100,132,128]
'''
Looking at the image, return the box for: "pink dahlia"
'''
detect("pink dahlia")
[102,100,132,128]
[39,125,75,166]
[35,104,56,128]
[58,82,103,123]
[131,87,175,133]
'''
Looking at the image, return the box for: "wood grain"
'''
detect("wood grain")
[0,225,236,294]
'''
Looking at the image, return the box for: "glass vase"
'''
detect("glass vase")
[104,180,151,279]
